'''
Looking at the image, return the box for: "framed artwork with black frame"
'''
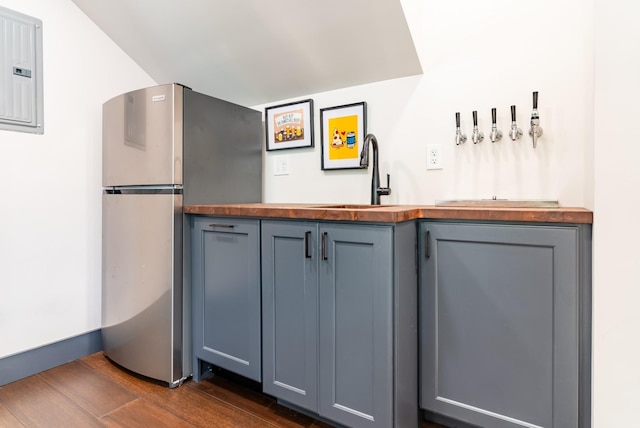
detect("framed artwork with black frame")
[265,99,314,151]
[320,102,367,170]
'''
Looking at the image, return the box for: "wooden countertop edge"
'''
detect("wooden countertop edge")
[420,207,593,224]
[184,204,593,224]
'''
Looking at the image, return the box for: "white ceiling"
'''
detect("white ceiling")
[70,0,422,106]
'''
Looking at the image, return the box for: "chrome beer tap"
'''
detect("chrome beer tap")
[528,91,543,148]
[489,108,503,143]
[455,112,467,145]
[471,111,484,144]
[508,105,523,141]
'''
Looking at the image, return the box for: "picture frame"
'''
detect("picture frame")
[265,99,314,151]
[320,102,367,170]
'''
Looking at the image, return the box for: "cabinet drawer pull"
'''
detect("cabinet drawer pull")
[321,232,328,261]
[425,230,430,259]
[209,223,235,229]
[305,231,312,258]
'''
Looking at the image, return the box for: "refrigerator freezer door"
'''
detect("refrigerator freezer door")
[102,191,184,385]
[103,84,183,187]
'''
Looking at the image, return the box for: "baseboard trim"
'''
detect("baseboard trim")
[0,329,103,386]
[422,409,480,428]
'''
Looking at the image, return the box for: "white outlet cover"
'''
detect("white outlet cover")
[426,144,443,170]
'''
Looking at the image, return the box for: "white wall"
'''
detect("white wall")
[0,0,155,358]
[259,0,594,208]
[593,0,640,425]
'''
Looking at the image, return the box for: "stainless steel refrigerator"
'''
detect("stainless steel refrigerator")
[102,83,262,387]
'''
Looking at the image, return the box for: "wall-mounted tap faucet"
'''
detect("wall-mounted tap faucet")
[489,108,503,143]
[471,111,484,144]
[528,91,543,148]
[508,105,523,141]
[359,134,391,205]
[455,112,467,145]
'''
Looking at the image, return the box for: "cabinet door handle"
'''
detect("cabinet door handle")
[321,232,328,261]
[425,230,430,259]
[209,223,235,229]
[305,231,312,258]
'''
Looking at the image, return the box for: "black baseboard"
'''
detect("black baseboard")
[0,329,102,386]
[422,409,481,428]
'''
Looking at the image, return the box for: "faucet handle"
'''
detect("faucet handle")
[533,91,539,109]
[377,173,391,197]
[491,108,497,125]
[455,112,461,128]
[511,105,517,122]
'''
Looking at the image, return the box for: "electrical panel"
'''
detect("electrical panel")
[0,5,43,134]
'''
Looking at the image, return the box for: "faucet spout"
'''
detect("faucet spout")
[360,134,391,205]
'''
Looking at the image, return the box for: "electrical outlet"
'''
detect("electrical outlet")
[274,156,290,175]
[426,144,443,170]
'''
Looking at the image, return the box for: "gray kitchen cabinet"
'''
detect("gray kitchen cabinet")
[261,221,318,411]
[262,220,418,428]
[419,221,592,428]
[191,216,261,382]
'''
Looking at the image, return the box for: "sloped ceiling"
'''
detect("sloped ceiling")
[70,0,422,106]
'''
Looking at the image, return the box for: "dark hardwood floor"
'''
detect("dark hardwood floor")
[0,352,445,427]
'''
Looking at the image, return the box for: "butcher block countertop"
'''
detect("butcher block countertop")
[184,203,593,224]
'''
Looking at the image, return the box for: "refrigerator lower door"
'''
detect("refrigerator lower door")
[102,190,184,386]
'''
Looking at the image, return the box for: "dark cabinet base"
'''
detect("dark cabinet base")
[422,409,480,428]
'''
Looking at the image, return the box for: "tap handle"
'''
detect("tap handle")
[511,105,517,122]
[533,91,539,109]
[455,112,461,128]
[472,110,478,127]
[386,173,390,188]
[491,108,497,125]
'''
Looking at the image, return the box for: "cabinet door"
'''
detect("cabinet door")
[192,217,261,381]
[261,220,318,412]
[420,222,579,428]
[318,224,393,428]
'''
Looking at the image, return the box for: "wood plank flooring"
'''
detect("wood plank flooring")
[0,352,446,427]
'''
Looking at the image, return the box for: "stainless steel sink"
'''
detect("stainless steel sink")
[435,199,559,208]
